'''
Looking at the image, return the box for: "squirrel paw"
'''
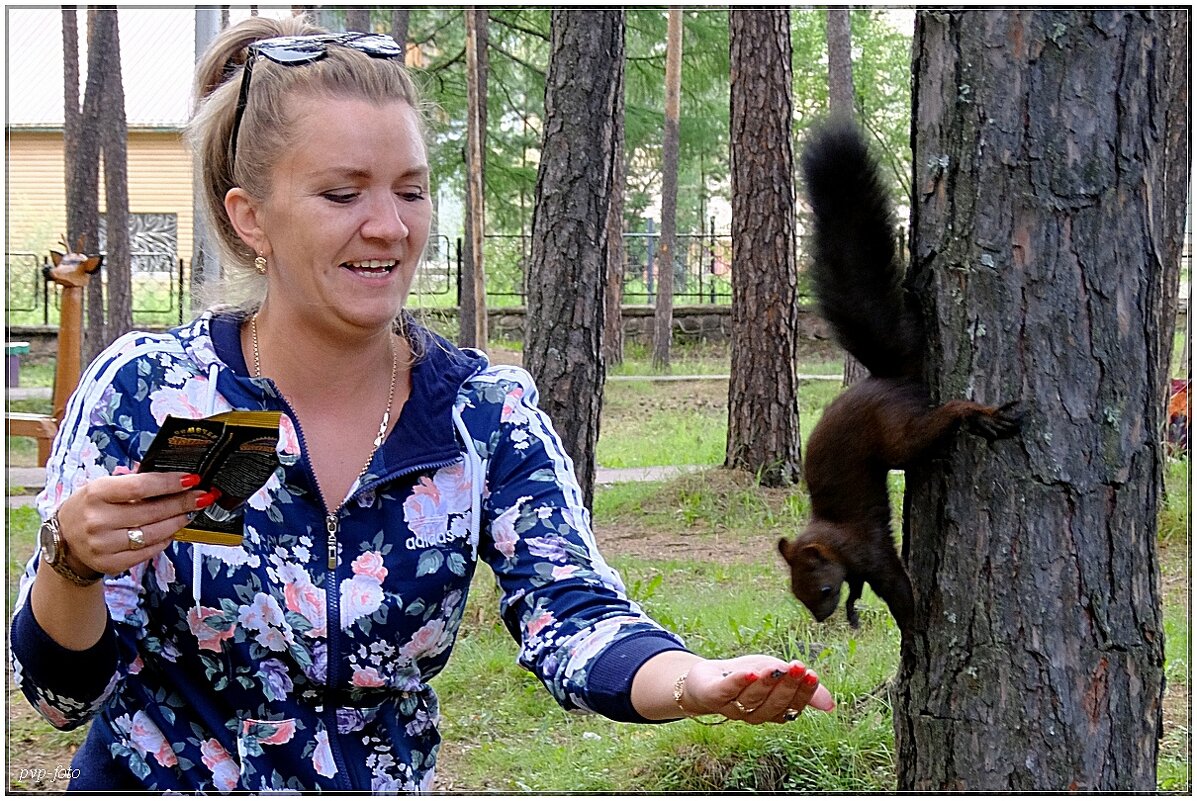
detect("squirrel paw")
[968,400,1024,441]
[846,600,861,629]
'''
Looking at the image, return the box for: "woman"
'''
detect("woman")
[11,15,833,792]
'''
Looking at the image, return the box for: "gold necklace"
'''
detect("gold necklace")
[250,313,397,568]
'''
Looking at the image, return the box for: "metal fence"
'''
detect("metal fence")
[421,227,736,306]
[5,250,188,326]
[6,252,44,318]
[10,236,1191,322]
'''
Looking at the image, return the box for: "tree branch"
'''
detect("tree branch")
[489,11,549,42]
[425,47,466,75]
[489,42,545,78]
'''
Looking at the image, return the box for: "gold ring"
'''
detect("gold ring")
[783,708,800,721]
[127,528,145,550]
[732,700,755,715]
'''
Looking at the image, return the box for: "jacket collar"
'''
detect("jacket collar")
[204,310,488,479]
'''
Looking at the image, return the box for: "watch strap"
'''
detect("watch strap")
[43,514,104,587]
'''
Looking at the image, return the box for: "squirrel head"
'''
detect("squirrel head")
[778,527,846,624]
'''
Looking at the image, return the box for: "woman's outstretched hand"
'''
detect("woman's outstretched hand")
[632,651,835,724]
[678,655,835,724]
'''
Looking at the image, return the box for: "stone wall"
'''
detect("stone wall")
[411,304,833,345]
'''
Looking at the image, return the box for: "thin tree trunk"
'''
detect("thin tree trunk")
[345,8,371,33]
[191,8,221,313]
[897,9,1175,791]
[1157,13,1191,397]
[726,9,801,487]
[827,8,854,114]
[603,51,627,369]
[80,9,107,362]
[391,8,410,53]
[98,9,132,339]
[62,8,80,198]
[461,8,488,349]
[652,7,683,371]
[826,7,869,387]
[525,9,624,510]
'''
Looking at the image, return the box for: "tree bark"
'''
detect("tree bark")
[79,9,107,362]
[897,9,1177,791]
[460,8,489,349]
[1157,13,1191,394]
[652,7,683,371]
[391,8,410,53]
[603,28,628,368]
[726,9,801,487]
[826,7,869,388]
[346,8,371,33]
[525,9,624,510]
[98,9,132,340]
[62,8,80,203]
[191,8,221,314]
[827,8,854,115]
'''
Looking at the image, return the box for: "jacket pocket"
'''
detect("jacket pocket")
[235,716,334,792]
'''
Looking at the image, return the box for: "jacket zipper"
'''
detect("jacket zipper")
[267,377,467,789]
[319,459,457,790]
[326,513,339,571]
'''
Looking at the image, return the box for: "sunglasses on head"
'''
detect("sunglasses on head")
[227,32,406,175]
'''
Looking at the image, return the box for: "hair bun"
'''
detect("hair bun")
[195,14,323,102]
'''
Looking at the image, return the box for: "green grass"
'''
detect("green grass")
[10,361,55,389]
[596,369,843,469]
[432,513,902,793]
[7,506,39,613]
[608,340,731,376]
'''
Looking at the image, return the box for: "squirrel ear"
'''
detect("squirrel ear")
[800,543,830,565]
[777,537,792,557]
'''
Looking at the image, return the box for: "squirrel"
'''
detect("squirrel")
[777,120,1022,633]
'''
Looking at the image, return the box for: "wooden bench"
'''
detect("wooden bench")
[7,413,58,466]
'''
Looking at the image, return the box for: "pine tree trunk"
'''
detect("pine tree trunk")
[191,8,222,314]
[62,9,80,200]
[827,8,854,114]
[896,10,1178,790]
[461,8,489,349]
[345,8,371,33]
[726,9,801,487]
[99,10,132,340]
[80,9,107,362]
[525,9,624,510]
[391,8,410,53]
[1157,14,1191,390]
[603,33,628,368]
[826,7,869,388]
[652,7,683,372]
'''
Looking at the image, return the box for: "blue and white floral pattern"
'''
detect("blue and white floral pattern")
[10,312,685,792]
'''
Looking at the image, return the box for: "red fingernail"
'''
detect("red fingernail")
[196,489,222,509]
[802,672,819,687]
[181,474,202,489]
[744,672,759,683]
[788,664,807,679]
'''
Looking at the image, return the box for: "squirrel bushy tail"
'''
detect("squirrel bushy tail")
[799,119,921,379]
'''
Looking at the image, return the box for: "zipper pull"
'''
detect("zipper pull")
[326,513,339,571]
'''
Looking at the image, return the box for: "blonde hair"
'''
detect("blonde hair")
[186,15,425,309]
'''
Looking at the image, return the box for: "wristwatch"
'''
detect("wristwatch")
[38,513,104,587]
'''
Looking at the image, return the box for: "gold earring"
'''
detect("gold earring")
[254,255,267,275]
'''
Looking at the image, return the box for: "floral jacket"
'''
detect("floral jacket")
[10,311,687,793]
